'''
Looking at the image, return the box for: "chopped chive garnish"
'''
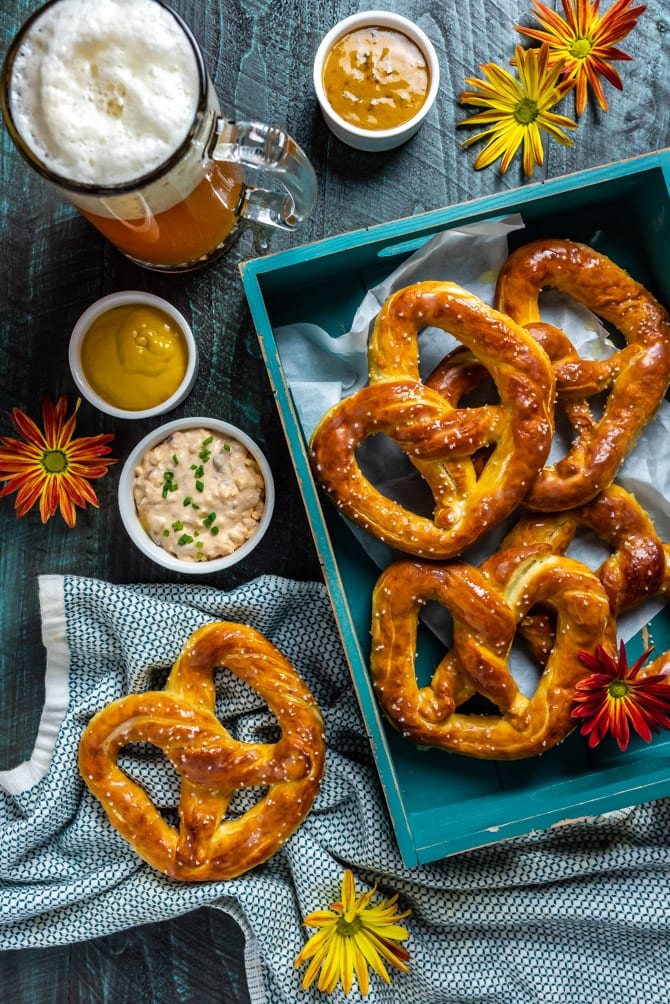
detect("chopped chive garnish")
[196,540,204,549]
[177,533,193,546]
[191,503,200,510]
[183,496,192,506]
[223,443,231,452]
[210,525,220,535]
[162,529,170,537]
[203,511,216,528]
[194,464,204,478]
[199,447,211,462]
[172,454,179,465]
[171,520,183,531]
[195,480,204,492]
[161,470,177,497]
[202,436,213,446]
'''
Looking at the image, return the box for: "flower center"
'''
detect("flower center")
[570,37,593,59]
[608,679,630,700]
[41,449,69,474]
[514,97,538,125]
[336,915,363,938]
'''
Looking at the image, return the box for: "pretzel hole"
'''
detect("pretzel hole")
[117,742,183,809]
[212,668,275,724]
[509,624,550,693]
[225,786,269,817]
[564,526,612,574]
[357,436,436,517]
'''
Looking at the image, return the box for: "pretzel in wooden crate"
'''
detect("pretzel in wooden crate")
[369,547,614,759]
[79,622,325,881]
[494,238,670,510]
[309,281,555,560]
[501,484,670,664]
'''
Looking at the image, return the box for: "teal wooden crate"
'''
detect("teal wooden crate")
[240,150,670,867]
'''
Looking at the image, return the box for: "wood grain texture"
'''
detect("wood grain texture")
[1,0,669,998]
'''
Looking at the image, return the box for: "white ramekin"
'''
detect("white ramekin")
[68,290,198,420]
[313,10,440,152]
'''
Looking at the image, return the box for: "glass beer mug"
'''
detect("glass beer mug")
[1,0,317,272]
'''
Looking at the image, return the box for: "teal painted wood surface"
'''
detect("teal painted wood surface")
[1,0,669,998]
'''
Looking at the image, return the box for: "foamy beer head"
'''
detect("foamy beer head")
[5,0,203,188]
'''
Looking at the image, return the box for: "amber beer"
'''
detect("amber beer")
[78,162,244,269]
[2,0,295,271]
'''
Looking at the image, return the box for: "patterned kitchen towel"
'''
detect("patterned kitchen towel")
[1,574,670,1004]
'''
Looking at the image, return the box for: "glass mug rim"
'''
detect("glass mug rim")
[1,0,211,197]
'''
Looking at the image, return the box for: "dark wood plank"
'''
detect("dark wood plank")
[0,908,250,1003]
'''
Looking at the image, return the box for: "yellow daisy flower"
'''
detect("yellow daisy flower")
[516,0,646,115]
[293,869,411,996]
[458,43,577,178]
[0,395,116,527]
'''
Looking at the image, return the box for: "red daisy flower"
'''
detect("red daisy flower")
[572,641,670,751]
[0,396,117,527]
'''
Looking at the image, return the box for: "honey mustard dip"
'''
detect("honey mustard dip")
[80,303,188,411]
[322,25,430,131]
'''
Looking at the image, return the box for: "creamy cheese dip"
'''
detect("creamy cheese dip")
[133,427,265,562]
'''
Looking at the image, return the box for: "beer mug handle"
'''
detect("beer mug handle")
[212,120,317,230]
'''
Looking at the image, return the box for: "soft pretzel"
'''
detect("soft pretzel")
[499,484,670,664]
[310,281,555,560]
[370,547,614,759]
[494,238,670,510]
[505,484,669,614]
[78,622,325,881]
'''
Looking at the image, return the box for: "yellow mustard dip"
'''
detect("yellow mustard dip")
[80,304,188,411]
[322,26,430,131]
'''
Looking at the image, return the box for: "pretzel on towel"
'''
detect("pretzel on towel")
[78,622,325,881]
[370,547,614,759]
[309,281,555,560]
[501,484,670,664]
[495,238,670,510]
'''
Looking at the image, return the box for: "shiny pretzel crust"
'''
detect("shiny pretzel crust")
[78,622,325,881]
[310,281,555,559]
[495,238,670,510]
[370,549,614,759]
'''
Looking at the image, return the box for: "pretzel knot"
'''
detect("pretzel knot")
[495,238,670,510]
[501,484,670,663]
[310,281,555,559]
[370,548,614,759]
[78,622,325,881]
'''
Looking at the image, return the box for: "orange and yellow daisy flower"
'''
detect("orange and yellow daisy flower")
[0,395,117,527]
[458,43,576,178]
[294,869,411,996]
[572,641,670,751]
[516,0,646,116]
